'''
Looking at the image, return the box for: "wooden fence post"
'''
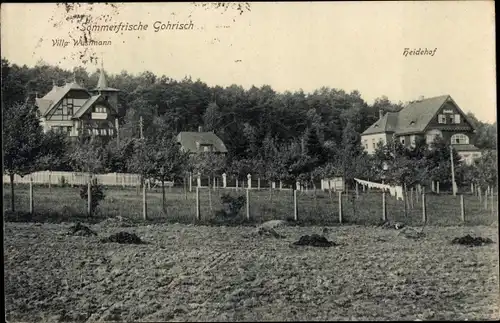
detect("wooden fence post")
[382,191,387,222]
[422,192,427,224]
[142,182,147,220]
[338,191,343,224]
[491,188,494,217]
[436,181,440,194]
[196,186,200,221]
[484,188,488,210]
[29,176,34,215]
[258,177,261,190]
[293,189,298,221]
[355,182,359,199]
[460,194,465,223]
[87,178,92,217]
[246,188,251,221]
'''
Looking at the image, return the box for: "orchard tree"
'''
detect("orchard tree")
[128,135,190,214]
[3,102,44,212]
[37,130,71,190]
[473,150,498,190]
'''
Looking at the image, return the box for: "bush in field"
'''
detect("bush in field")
[79,181,105,215]
[218,193,246,218]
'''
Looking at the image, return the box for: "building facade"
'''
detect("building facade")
[361,95,482,165]
[35,66,120,138]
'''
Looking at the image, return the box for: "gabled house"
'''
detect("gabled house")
[361,95,482,165]
[176,127,228,154]
[35,65,120,137]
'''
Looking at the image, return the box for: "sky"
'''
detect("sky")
[1,2,496,123]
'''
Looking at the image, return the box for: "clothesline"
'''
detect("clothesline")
[354,178,404,201]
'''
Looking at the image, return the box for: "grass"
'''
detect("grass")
[3,184,497,227]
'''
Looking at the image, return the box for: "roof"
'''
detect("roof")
[91,68,120,92]
[73,94,103,118]
[176,132,228,153]
[452,144,481,152]
[36,82,89,116]
[361,112,398,135]
[395,95,450,135]
[362,95,477,136]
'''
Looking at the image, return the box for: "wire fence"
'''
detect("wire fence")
[3,183,497,227]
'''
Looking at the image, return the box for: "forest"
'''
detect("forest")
[2,58,498,192]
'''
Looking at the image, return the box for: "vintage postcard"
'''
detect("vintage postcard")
[2,2,497,322]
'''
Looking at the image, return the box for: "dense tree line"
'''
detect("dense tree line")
[2,58,497,209]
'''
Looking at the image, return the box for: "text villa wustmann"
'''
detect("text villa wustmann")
[55,21,194,47]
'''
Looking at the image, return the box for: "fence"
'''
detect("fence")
[4,171,345,192]
[3,180,498,227]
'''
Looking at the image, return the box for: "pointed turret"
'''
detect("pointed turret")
[96,61,108,90]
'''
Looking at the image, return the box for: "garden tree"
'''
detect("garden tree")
[128,135,190,214]
[275,141,316,188]
[424,136,462,188]
[192,152,227,213]
[37,130,72,191]
[473,150,498,190]
[466,112,497,150]
[339,121,365,186]
[304,127,327,188]
[70,135,107,176]
[3,102,44,212]
[1,58,28,108]
[103,137,136,173]
[227,158,253,188]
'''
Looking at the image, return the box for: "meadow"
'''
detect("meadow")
[3,184,498,227]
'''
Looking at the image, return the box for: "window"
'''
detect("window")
[426,129,442,145]
[93,128,99,135]
[400,137,405,145]
[203,146,211,152]
[451,133,469,145]
[372,139,375,149]
[363,140,368,149]
[410,135,416,146]
[454,114,461,124]
[438,114,447,124]
[100,129,106,136]
[94,106,106,113]
[109,128,114,136]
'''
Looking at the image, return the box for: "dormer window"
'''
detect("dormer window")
[410,121,415,126]
[438,114,447,124]
[374,124,379,128]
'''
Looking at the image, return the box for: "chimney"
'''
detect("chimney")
[379,109,384,119]
[198,126,203,132]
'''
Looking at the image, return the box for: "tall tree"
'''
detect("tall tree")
[3,102,44,212]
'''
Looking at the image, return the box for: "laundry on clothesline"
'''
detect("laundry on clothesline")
[354,178,404,201]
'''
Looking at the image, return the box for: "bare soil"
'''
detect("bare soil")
[4,222,499,322]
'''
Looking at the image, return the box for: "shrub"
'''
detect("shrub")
[218,193,246,218]
[79,179,105,215]
[59,176,68,187]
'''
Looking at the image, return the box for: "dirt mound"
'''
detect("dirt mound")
[68,223,97,236]
[380,221,405,230]
[256,227,286,238]
[452,234,493,247]
[100,232,144,244]
[293,234,337,247]
[98,216,135,227]
[398,227,425,240]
